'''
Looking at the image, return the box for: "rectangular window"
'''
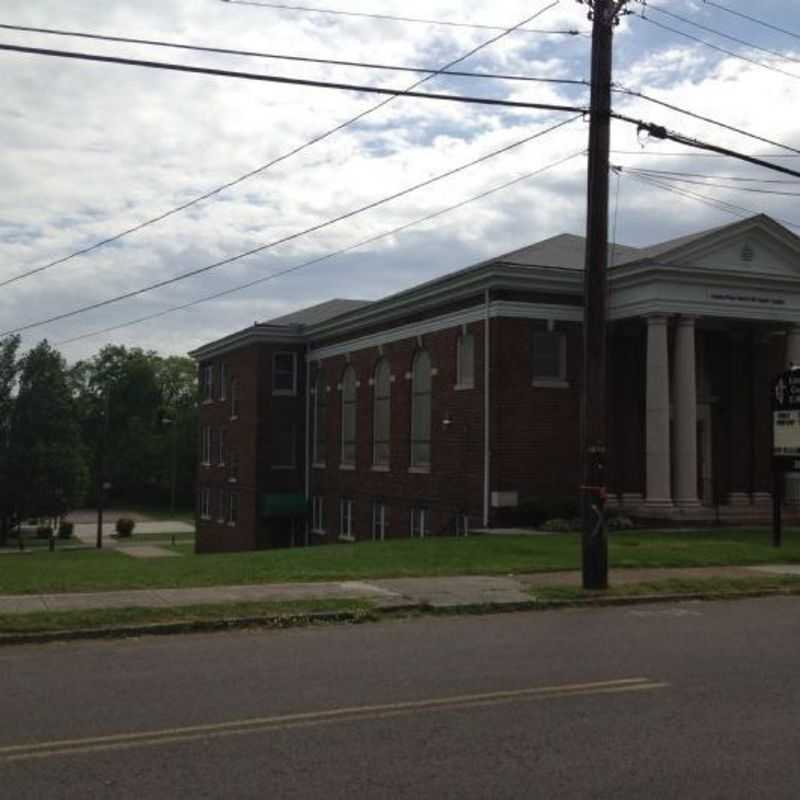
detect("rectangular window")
[372,501,387,541]
[273,423,296,468]
[532,330,566,381]
[201,364,214,402]
[230,378,239,418]
[339,498,353,539]
[456,513,470,537]
[457,333,475,388]
[217,488,226,523]
[312,496,325,533]
[200,488,211,519]
[228,448,239,482]
[201,426,212,465]
[273,352,297,395]
[218,429,227,466]
[227,492,239,526]
[410,507,428,538]
[219,363,227,401]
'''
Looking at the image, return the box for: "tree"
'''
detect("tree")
[9,341,87,522]
[0,335,20,543]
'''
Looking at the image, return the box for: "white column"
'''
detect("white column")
[674,316,702,511]
[643,315,674,513]
[785,326,800,507]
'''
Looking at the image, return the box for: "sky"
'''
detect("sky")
[1,0,799,361]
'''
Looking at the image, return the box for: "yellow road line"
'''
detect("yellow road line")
[1,677,667,763]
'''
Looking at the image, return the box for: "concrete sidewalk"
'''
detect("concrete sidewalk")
[1,565,799,616]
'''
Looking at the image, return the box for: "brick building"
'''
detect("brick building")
[190,214,800,553]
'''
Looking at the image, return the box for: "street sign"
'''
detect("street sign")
[773,369,800,459]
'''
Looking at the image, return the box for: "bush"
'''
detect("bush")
[115,518,136,537]
[58,521,74,539]
[36,525,54,539]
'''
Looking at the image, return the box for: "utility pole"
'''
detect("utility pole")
[580,0,628,590]
[96,388,110,549]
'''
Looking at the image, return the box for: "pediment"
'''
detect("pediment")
[655,218,800,279]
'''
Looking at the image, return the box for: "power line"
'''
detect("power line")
[612,86,800,155]
[617,167,800,196]
[610,149,800,159]
[611,111,800,179]
[634,12,800,81]
[0,22,589,86]
[622,169,800,229]
[0,3,560,287]
[701,0,800,44]
[0,43,587,113]
[635,1,800,66]
[615,166,800,184]
[219,0,586,36]
[57,150,586,346]
[1,115,581,336]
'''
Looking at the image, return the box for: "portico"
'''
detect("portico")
[607,214,800,519]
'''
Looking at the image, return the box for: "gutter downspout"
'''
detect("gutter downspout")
[304,354,311,546]
[483,288,491,528]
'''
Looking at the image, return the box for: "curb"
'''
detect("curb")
[2,586,799,647]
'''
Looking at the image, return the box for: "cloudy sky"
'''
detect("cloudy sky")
[1,0,798,360]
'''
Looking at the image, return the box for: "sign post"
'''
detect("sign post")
[771,368,800,547]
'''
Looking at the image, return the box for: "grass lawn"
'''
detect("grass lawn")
[530,574,800,602]
[1,528,800,595]
[0,599,373,635]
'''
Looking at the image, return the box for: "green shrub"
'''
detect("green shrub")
[58,521,74,539]
[539,517,580,533]
[115,518,136,537]
[607,515,636,531]
[36,525,53,539]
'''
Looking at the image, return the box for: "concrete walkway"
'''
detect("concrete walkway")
[0,565,797,616]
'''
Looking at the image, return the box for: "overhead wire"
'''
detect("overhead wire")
[219,0,586,36]
[56,150,586,346]
[0,1,562,287]
[0,115,582,336]
[0,22,590,85]
[610,149,800,159]
[616,167,800,196]
[633,12,800,81]
[634,1,800,66]
[701,0,800,44]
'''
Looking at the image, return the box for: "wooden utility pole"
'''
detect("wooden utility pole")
[580,0,627,590]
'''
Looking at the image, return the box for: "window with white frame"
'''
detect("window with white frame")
[219,363,227,401]
[372,501,387,541]
[201,426,212,465]
[456,332,475,389]
[217,488,226,522]
[227,492,239,526]
[312,496,325,533]
[230,377,240,418]
[228,448,239,482]
[199,488,211,519]
[313,372,327,465]
[273,352,297,394]
[410,507,428,538]
[532,327,566,382]
[410,351,432,468]
[456,513,470,537]
[201,364,214,402]
[218,429,227,466]
[372,359,391,467]
[339,498,353,539]
[341,366,357,467]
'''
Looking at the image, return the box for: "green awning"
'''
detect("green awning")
[261,493,309,517]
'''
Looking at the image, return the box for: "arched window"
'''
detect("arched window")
[372,359,391,467]
[456,332,475,389]
[341,366,357,466]
[313,370,327,465]
[410,351,432,468]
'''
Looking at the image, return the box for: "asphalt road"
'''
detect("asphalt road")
[2,597,800,799]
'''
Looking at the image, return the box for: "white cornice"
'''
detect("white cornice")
[307,300,582,361]
[189,325,304,361]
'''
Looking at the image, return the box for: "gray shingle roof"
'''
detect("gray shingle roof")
[262,298,372,328]
[495,233,643,269]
